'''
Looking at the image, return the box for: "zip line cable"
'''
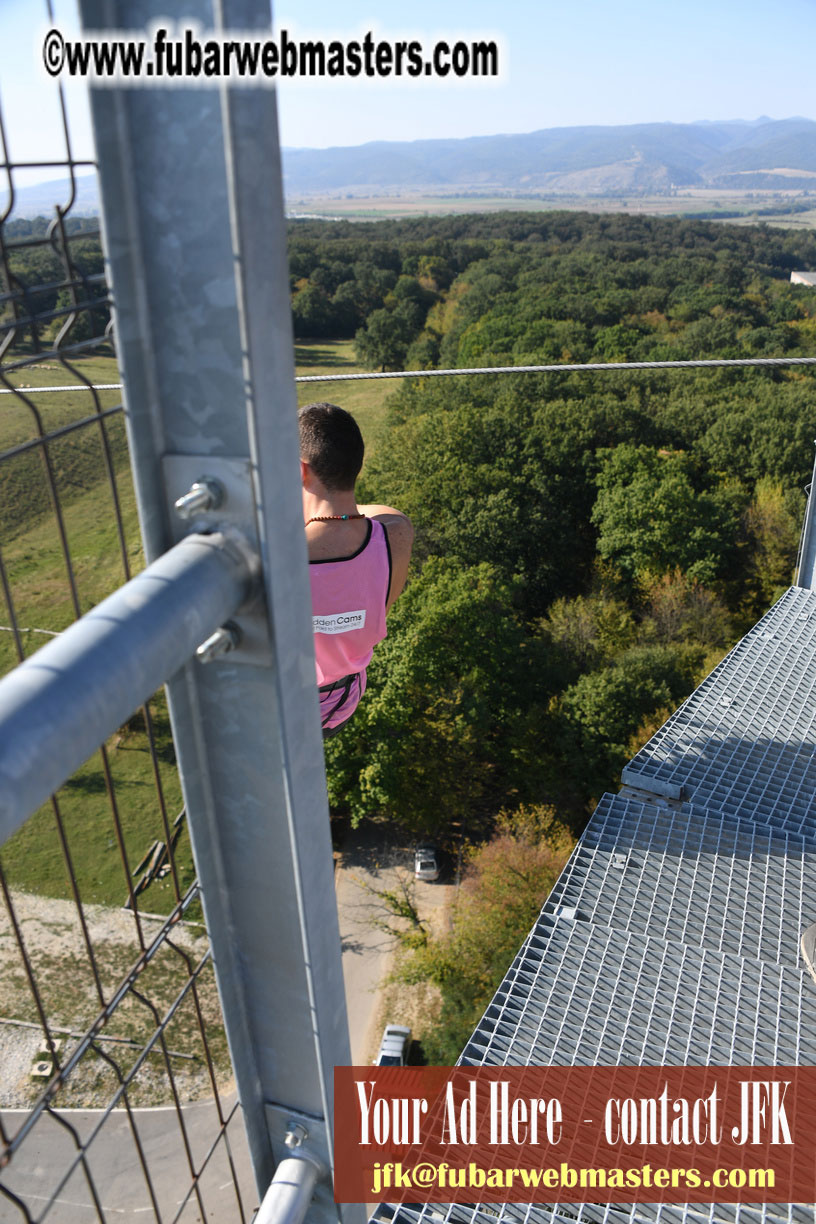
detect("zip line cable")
[296,355,816,380]
[0,383,123,393]
[3,353,816,395]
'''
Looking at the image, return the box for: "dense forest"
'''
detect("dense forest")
[8,208,816,1056]
[290,211,816,1056]
[286,214,816,829]
[3,216,107,346]
[10,206,816,843]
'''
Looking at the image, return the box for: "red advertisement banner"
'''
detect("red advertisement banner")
[334,1066,816,1204]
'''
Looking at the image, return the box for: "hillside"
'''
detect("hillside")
[10,118,816,221]
[283,118,816,196]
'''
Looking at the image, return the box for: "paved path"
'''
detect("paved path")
[0,1095,257,1223]
[334,825,453,1063]
[334,824,408,1064]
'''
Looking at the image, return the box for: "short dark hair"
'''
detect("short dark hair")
[298,402,364,492]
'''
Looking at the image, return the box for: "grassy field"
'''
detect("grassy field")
[0,341,395,912]
[1,356,129,547]
[295,338,403,456]
[0,343,399,1104]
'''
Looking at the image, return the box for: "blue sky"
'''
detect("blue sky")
[274,0,816,147]
[2,0,815,181]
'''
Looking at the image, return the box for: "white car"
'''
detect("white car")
[414,845,439,881]
[373,1024,411,1066]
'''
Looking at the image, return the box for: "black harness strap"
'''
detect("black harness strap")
[318,672,359,729]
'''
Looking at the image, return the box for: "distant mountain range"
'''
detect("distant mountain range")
[9,118,816,218]
[282,118,816,196]
[8,173,100,220]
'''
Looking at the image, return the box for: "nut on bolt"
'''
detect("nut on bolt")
[174,477,224,520]
[196,622,242,663]
[285,1122,308,1149]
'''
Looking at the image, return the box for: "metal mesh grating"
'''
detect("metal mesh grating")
[371,915,816,1224]
[544,793,816,970]
[372,587,816,1224]
[371,1190,813,1224]
[459,915,814,1068]
[621,588,816,836]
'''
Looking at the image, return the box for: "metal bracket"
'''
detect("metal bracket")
[163,454,272,666]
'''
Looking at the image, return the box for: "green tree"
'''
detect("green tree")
[331,279,368,334]
[556,645,700,799]
[640,569,731,647]
[390,274,436,315]
[417,254,453,291]
[592,445,741,585]
[352,261,397,313]
[743,477,804,613]
[291,283,335,338]
[45,287,106,346]
[405,329,441,370]
[361,382,654,620]
[324,559,554,835]
[354,305,417,371]
[542,593,637,674]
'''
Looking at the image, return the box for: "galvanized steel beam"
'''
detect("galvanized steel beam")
[797,445,816,590]
[79,2,355,1220]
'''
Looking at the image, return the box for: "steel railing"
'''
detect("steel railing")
[0,3,355,1223]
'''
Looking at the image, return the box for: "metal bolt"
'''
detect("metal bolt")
[284,1122,308,1150]
[196,622,241,663]
[174,477,224,520]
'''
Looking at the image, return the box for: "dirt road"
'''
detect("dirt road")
[334,822,454,1063]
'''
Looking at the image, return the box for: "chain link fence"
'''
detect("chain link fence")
[0,9,255,1220]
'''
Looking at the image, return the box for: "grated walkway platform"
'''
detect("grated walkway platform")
[374,587,816,1224]
[543,793,816,970]
[621,588,816,836]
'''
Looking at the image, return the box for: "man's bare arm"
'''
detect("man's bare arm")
[357,503,414,612]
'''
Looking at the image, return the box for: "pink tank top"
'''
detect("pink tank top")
[309,519,391,722]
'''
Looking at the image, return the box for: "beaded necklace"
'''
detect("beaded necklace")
[306,513,366,524]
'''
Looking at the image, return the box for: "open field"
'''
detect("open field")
[0,342,395,912]
[1,358,181,910]
[0,337,398,1107]
[1,342,393,612]
[288,189,816,228]
[728,207,816,230]
[296,338,403,454]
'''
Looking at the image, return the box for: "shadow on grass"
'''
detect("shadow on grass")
[294,343,357,370]
[4,339,117,365]
[115,741,177,767]
[62,772,109,795]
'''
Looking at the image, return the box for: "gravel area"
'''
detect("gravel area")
[0,890,231,1109]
